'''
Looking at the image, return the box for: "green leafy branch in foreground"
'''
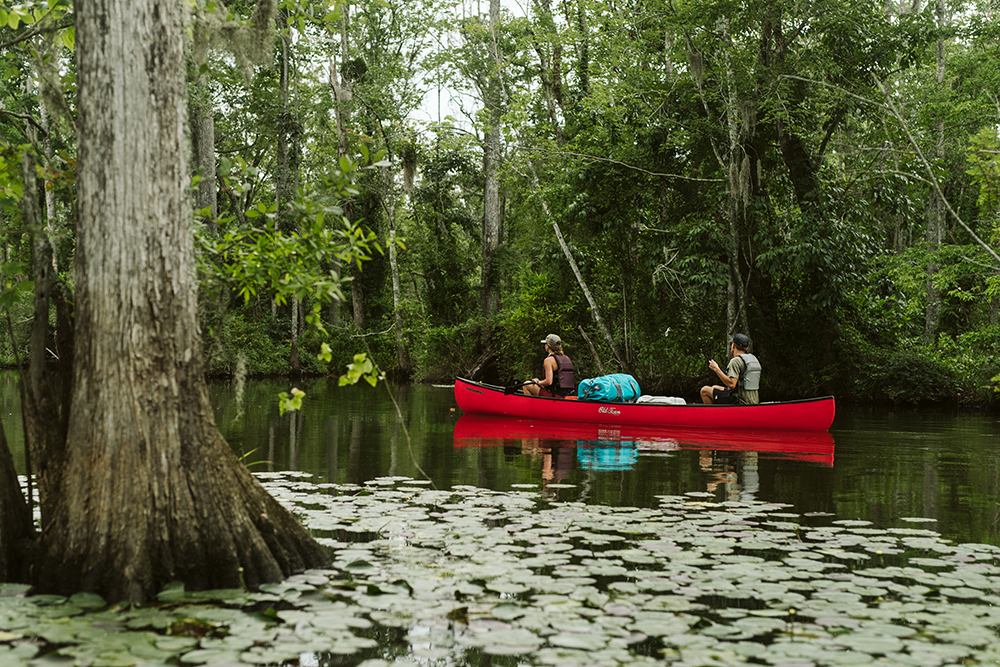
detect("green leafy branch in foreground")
[277,388,305,416]
[196,147,388,339]
[195,148,388,416]
[338,352,384,388]
[275,340,382,416]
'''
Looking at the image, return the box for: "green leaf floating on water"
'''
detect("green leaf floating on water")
[178,648,243,664]
[68,592,106,609]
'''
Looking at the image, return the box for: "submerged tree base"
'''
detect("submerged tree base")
[32,418,329,602]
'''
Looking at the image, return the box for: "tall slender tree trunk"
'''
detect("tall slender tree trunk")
[39,98,61,269]
[479,0,503,328]
[529,0,565,146]
[387,173,411,374]
[21,150,69,528]
[32,0,327,602]
[191,73,217,222]
[481,127,501,321]
[290,294,300,378]
[328,12,362,331]
[924,0,948,344]
[351,280,365,329]
[275,11,296,216]
[275,11,302,373]
[721,16,752,338]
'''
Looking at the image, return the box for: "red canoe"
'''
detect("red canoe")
[453,414,835,466]
[454,377,836,431]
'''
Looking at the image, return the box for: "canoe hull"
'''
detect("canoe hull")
[454,378,835,431]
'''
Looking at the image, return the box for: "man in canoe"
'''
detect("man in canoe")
[523,334,576,398]
[700,333,761,405]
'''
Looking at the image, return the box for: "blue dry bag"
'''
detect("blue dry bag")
[577,373,641,403]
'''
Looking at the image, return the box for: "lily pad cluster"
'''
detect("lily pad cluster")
[3,472,1000,666]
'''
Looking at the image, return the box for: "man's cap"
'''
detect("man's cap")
[732,333,750,350]
[541,333,561,346]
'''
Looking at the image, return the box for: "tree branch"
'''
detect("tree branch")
[519,145,724,182]
[0,16,74,51]
[0,110,47,138]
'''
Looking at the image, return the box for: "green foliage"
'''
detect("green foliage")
[199,149,386,330]
[841,324,1000,407]
[496,270,576,377]
[202,311,290,376]
[870,347,963,405]
[406,144,480,326]
[277,387,304,415]
[966,127,1000,215]
[0,261,33,311]
[4,0,999,410]
[410,320,482,383]
[338,352,384,387]
[946,328,1000,403]
[0,148,26,206]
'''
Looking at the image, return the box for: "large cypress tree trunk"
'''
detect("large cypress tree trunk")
[32,0,328,603]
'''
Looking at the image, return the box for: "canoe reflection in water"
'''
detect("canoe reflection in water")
[453,414,835,499]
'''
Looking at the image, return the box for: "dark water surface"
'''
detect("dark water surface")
[207,376,1000,548]
[5,372,1000,546]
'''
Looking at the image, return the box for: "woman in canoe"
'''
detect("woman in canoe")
[523,334,576,398]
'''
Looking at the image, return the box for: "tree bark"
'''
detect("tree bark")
[275,11,303,372]
[351,277,365,329]
[275,10,297,221]
[290,294,301,378]
[32,0,328,603]
[328,12,359,331]
[39,98,61,270]
[688,16,751,341]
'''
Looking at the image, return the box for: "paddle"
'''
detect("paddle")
[504,380,536,395]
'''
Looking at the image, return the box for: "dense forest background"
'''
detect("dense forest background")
[1,0,999,406]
